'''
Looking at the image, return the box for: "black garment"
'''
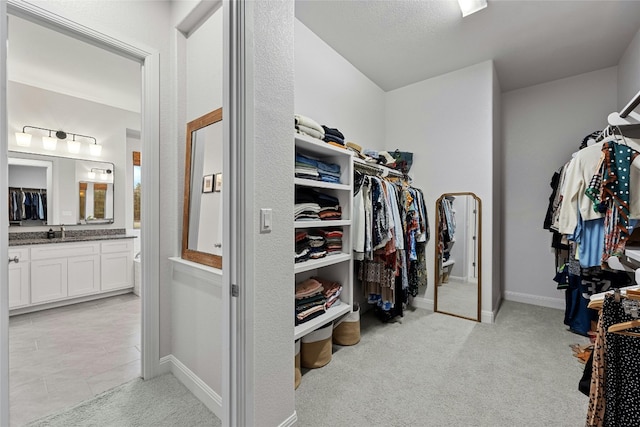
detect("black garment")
[579,350,593,396]
[295,188,339,207]
[323,134,345,146]
[321,125,344,140]
[544,170,561,230]
[601,295,640,426]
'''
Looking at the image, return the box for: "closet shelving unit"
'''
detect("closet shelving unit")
[294,132,354,340]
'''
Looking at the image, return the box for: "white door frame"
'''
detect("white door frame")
[0,2,161,424]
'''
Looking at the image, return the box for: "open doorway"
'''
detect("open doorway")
[6,13,143,426]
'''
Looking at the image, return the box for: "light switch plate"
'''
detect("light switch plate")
[260,208,272,233]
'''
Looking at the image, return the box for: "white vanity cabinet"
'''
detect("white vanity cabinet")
[8,248,30,308]
[30,242,101,303]
[9,237,134,314]
[101,240,134,291]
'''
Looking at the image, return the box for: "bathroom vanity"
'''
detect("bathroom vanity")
[8,232,135,315]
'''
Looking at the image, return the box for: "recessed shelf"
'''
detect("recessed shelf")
[294,133,354,157]
[294,303,352,340]
[294,220,351,229]
[294,253,351,274]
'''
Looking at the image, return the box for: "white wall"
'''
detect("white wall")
[246,1,296,425]
[295,19,386,150]
[501,66,617,309]
[618,27,640,110]
[385,61,496,321]
[7,81,139,230]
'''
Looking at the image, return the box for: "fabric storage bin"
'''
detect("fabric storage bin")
[301,322,333,368]
[294,339,301,389]
[333,303,360,346]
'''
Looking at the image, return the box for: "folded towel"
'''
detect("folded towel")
[296,125,324,140]
[295,114,323,134]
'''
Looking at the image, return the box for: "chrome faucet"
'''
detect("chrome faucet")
[60,225,65,239]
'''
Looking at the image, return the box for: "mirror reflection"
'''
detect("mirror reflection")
[8,152,115,226]
[79,181,114,223]
[181,108,223,269]
[434,192,481,321]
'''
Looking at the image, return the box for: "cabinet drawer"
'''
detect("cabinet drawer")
[31,242,100,260]
[8,248,29,262]
[101,239,133,254]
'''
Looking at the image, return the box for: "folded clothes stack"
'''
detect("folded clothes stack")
[295,202,320,221]
[295,114,325,141]
[295,278,327,325]
[307,231,327,260]
[322,228,343,255]
[295,153,341,184]
[295,188,342,221]
[294,227,344,263]
[295,231,310,263]
[322,125,345,148]
[314,277,343,309]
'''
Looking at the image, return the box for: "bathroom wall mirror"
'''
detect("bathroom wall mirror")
[181,108,223,269]
[79,181,114,224]
[434,192,481,322]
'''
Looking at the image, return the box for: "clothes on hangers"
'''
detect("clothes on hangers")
[587,293,640,427]
[8,188,47,222]
[353,170,428,320]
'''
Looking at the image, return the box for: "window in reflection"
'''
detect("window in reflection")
[133,151,141,229]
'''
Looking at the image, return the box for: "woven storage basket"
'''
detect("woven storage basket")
[301,322,333,369]
[333,303,360,346]
[294,339,301,389]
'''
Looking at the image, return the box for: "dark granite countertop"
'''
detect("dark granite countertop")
[9,234,136,247]
[8,228,136,247]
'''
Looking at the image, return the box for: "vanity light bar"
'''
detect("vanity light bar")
[14,126,102,156]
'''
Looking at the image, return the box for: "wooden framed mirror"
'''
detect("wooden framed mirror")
[434,192,481,322]
[181,108,223,268]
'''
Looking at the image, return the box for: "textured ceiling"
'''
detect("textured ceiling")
[8,15,141,113]
[295,0,640,92]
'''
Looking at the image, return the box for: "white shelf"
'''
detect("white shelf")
[294,220,351,229]
[294,178,350,190]
[294,303,351,340]
[294,253,351,273]
[294,132,353,157]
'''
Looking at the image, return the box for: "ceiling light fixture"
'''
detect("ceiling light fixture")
[15,125,100,156]
[458,0,487,17]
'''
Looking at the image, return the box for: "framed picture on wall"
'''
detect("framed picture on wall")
[215,173,222,192]
[203,174,214,193]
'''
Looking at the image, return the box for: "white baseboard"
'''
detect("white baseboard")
[279,411,298,427]
[411,296,433,312]
[503,291,565,310]
[159,355,222,420]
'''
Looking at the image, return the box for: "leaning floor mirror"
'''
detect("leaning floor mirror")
[434,192,481,322]
[181,108,223,269]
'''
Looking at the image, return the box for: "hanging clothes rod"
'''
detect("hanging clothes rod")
[608,89,640,127]
[620,89,640,118]
[354,158,403,178]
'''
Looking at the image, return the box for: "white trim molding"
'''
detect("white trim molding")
[503,291,565,310]
[278,412,298,427]
[2,6,162,425]
[159,355,223,420]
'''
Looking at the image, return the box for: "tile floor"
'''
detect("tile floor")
[9,293,141,426]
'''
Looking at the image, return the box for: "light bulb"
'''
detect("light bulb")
[67,140,81,154]
[88,171,96,179]
[15,132,32,147]
[90,143,102,156]
[42,136,57,150]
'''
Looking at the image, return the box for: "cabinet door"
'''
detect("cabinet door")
[101,252,133,291]
[31,259,68,303]
[68,255,100,297]
[8,262,30,308]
